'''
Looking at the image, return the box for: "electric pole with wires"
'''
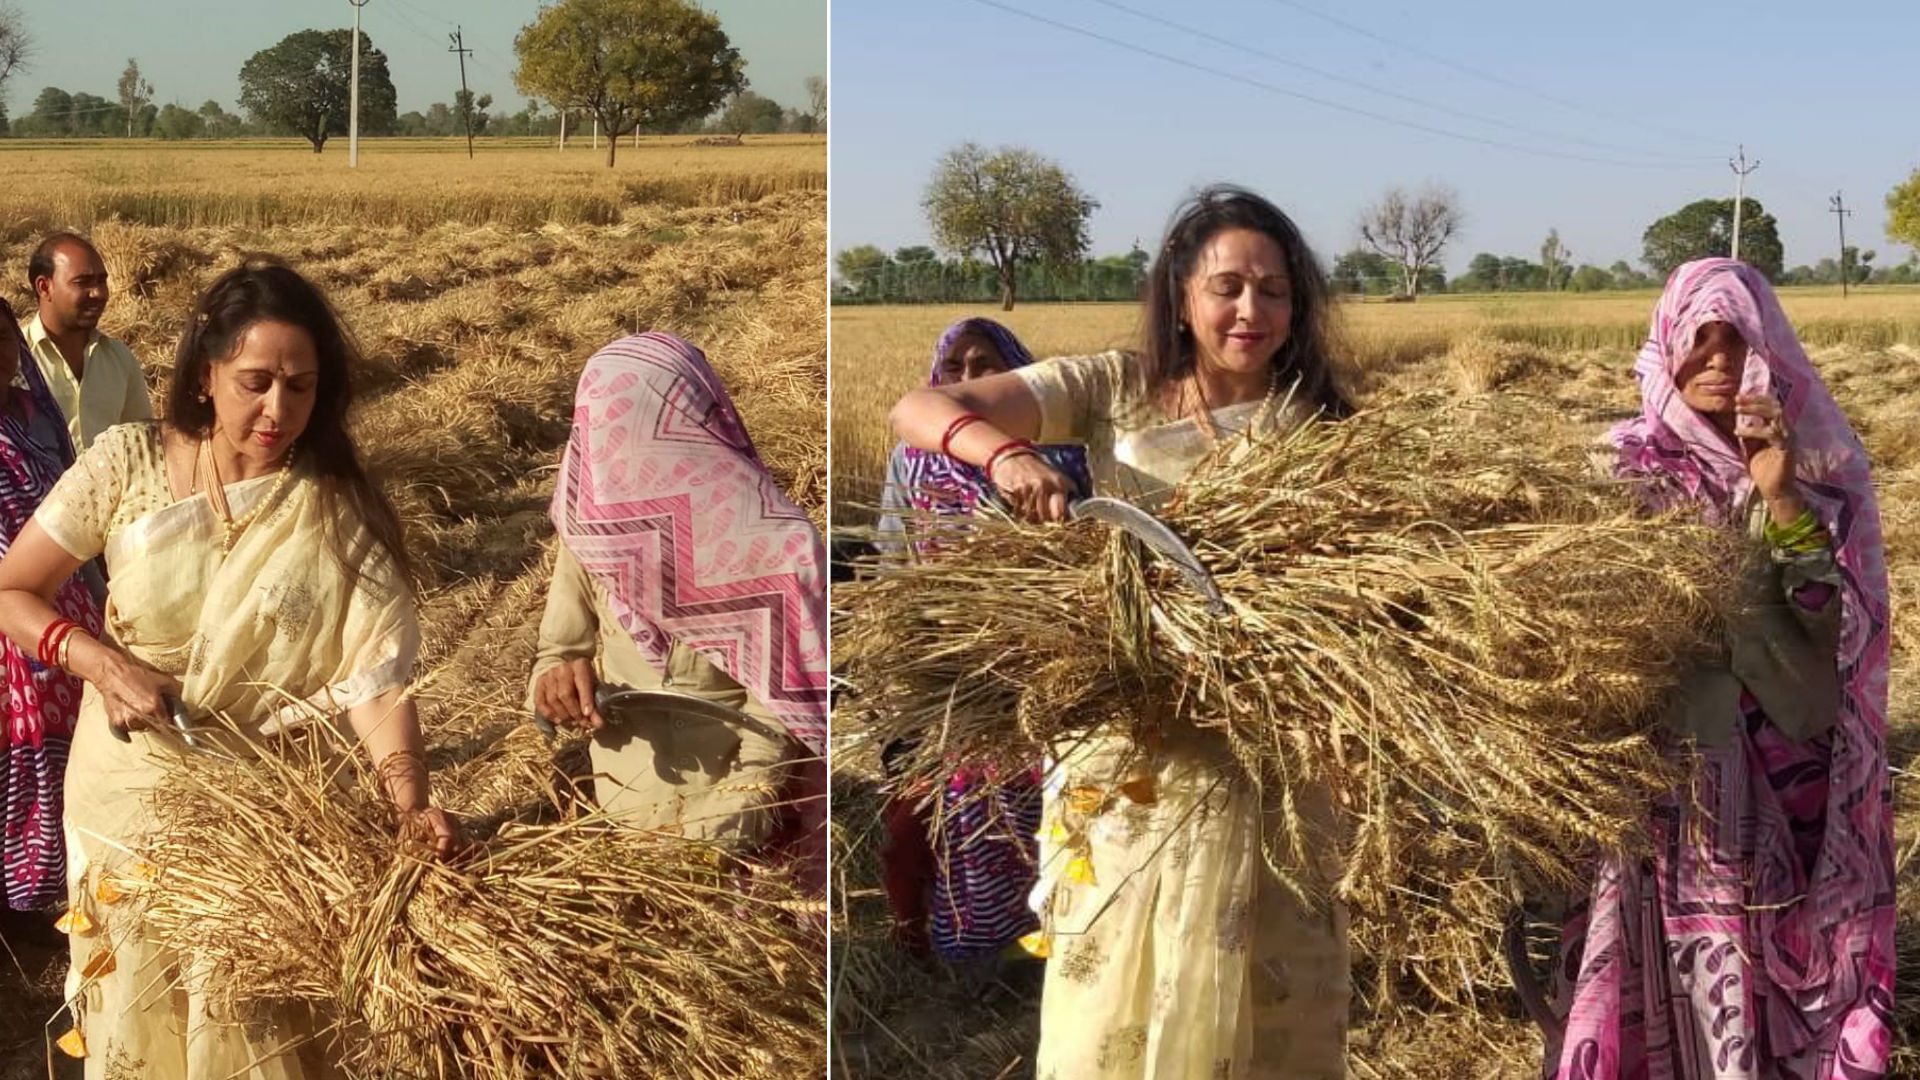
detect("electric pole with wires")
[1728,145,1759,261]
[449,25,474,159]
[349,0,371,168]
[1830,192,1854,298]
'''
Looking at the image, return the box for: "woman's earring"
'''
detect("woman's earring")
[197,391,210,404]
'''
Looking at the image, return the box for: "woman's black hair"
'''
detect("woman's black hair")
[168,257,414,589]
[1139,184,1352,418]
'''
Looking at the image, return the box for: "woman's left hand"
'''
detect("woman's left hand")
[1736,394,1798,503]
[397,805,462,860]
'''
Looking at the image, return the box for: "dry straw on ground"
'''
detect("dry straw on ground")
[835,394,1746,1004]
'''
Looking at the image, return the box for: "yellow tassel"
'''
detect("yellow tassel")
[80,948,117,979]
[1018,932,1052,959]
[55,1028,86,1059]
[1066,854,1098,886]
[1065,785,1104,816]
[93,879,125,905]
[53,909,93,936]
[1047,821,1071,845]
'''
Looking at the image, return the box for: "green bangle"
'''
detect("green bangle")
[1763,508,1826,553]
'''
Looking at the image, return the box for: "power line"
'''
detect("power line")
[1253,0,1727,151]
[961,0,1708,170]
[1088,0,1713,166]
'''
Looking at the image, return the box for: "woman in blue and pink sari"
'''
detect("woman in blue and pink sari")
[1547,259,1894,1079]
[0,297,101,919]
[874,318,1092,962]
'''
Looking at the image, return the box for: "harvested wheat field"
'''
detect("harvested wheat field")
[827,295,1920,1079]
[0,137,826,1079]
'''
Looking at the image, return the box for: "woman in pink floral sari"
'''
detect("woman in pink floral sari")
[1546,258,1894,1079]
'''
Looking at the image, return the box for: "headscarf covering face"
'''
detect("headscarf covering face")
[0,297,102,910]
[1609,258,1893,1055]
[550,333,827,756]
[895,318,1093,516]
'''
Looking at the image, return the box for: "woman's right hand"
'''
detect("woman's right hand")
[94,651,182,736]
[992,453,1074,523]
[534,658,605,731]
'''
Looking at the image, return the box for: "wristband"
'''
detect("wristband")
[939,413,986,459]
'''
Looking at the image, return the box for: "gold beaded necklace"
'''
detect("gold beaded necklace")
[197,437,296,553]
[1187,363,1283,447]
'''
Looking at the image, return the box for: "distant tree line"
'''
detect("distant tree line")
[0,1,823,153]
[835,245,1149,305]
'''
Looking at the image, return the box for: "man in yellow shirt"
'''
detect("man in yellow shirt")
[20,232,154,450]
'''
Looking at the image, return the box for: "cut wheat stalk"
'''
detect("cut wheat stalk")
[834,393,1749,1006]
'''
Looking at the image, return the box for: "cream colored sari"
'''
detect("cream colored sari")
[1014,353,1349,1080]
[34,423,418,1080]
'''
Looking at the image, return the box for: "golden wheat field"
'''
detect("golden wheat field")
[0,137,825,1079]
[828,294,1920,1079]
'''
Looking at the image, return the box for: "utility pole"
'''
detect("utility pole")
[1728,144,1759,261]
[559,109,567,152]
[448,25,474,159]
[1830,192,1854,299]
[348,0,372,168]
[593,116,598,150]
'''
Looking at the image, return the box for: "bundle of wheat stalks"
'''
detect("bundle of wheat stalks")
[132,718,826,1080]
[835,394,1748,997]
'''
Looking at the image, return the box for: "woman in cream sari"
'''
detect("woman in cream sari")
[888,186,1355,1080]
[0,259,456,1079]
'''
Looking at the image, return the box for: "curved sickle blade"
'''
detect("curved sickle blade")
[1069,497,1226,614]
[593,687,754,728]
[533,687,763,739]
[165,694,218,755]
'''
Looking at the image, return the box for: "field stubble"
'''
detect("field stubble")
[0,139,826,1078]
[829,293,1920,1078]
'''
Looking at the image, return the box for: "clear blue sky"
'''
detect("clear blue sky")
[6,0,824,119]
[831,0,1918,273]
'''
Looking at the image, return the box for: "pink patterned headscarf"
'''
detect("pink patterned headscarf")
[1606,258,1894,1068]
[550,333,828,756]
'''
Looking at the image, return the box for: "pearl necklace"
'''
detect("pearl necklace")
[1189,364,1284,448]
[198,438,296,553]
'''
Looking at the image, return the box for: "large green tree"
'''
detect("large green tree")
[923,142,1097,311]
[1886,170,1920,251]
[1642,198,1783,281]
[514,0,744,168]
[834,244,889,294]
[718,90,782,135]
[28,85,70,135]
[237,29,396,153]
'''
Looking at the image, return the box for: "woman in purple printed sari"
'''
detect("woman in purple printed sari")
[1546,258,1894,1080]
[0,297,102,915]
[874,317,1092,962]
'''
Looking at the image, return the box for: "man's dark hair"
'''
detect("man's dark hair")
[27,231,102,290]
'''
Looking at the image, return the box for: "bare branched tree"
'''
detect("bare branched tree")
[1359,185,1463,299]
[0,3,33,100]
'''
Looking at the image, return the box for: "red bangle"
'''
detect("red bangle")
[939,413,986,459]
[37,618,76,667]
[48,623,79,670]
[983,439,1037,482]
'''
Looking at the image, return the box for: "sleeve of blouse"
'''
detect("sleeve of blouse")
[32,424,132,562]
[1012,351,1128,446]
[526,542,601,708]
